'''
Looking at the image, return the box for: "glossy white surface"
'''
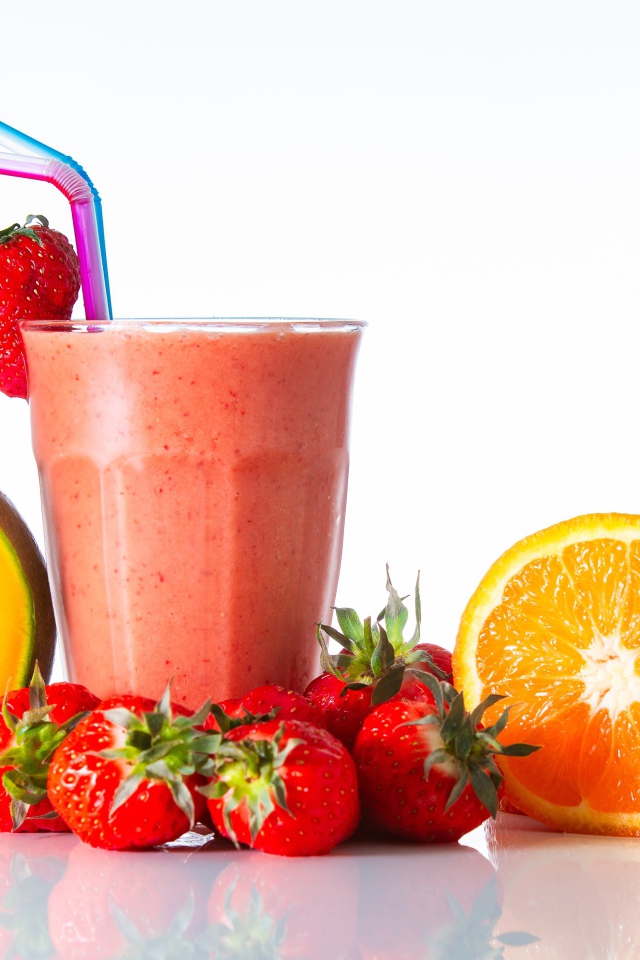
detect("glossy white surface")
[1,813,638,958]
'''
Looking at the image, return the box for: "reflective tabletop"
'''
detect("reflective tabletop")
[1,813,639,958]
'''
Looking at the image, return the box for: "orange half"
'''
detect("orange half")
[453,513,640,836]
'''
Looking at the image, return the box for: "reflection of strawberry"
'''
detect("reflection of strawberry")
[48,689,215,849]
[305,569,450,749]
[202,719,359,856]
[206,851,359,960]
[0,666,99,832]
[0,216,81,400]
[0,832,78,959]
[48,841,207,960]
[353,683,539,842]
[356,843,504,960]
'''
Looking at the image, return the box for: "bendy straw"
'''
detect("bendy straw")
[0,120,112,321]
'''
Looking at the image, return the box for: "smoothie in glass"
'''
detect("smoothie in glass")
[21,319,364,708]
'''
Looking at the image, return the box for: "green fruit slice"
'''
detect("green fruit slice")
[0,492,55,687]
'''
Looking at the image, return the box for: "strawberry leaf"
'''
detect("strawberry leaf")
[9,799,28,831]
[383,565,409,647]
[440,691,465,741]
[469,767,499,818]
[110,773,144,815]
[334,607,365,643]
[363,615,375,656]
[408,571,422,646]
[444,765,469,811]
[371,624,395,677]
[167,777,195,826]
[102,708,137,730]
[318,622,354,652]
[28,664,47,711]
[371,664,405,705]
[469,693,505,728]
[500,742,541,757]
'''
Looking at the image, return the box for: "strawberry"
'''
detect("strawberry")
[353,678,540,842]
[47,687,217,850]
[0,665,99,832]
[305,568,450,749]
[200,718,360,856]
[0,215,81,399]
[204,683,323,732]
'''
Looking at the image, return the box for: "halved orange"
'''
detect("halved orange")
[453,513,640,836]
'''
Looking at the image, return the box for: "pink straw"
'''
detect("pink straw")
[0,134,111,321]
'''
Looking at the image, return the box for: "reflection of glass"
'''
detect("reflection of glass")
[21,319,364,709]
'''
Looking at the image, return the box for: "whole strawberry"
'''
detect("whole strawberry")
[353,677,539,842]
[0,665,99,832]
[47,687,216,849]
[305,568,450,749]
[205,683,323,732]
[0,215,81,399]
[201,719,360,856]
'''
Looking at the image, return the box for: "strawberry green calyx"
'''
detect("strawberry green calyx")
[100,686,218,827]
[198,724,302,844]
[0,215,49,248]
[317,566,447,706]
[0,665,90,829]
[209,702,279,734]
[403,674,541,818]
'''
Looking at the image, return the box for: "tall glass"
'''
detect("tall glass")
[20,319,364,709]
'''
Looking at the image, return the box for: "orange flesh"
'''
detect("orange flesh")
[0,530,33,685]
[475,537,640,815]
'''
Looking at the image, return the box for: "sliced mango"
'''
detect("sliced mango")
[0,492,55,688]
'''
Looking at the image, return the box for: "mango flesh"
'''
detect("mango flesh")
[0,492,55,687]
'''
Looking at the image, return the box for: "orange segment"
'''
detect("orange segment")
[454,513,640,836]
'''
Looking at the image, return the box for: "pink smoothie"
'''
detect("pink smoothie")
[21,320,363,709]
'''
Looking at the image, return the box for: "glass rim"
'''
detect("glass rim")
[19,317,367,334]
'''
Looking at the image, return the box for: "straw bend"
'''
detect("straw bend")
[0,121,112,321]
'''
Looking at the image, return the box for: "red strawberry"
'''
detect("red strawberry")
[204,684,323,732]
[0,216,81,400]
[353,679,539,843]
[0,665,99,832]
[305,568,449,749]
[201,719,359,856]
[47,687,216,849]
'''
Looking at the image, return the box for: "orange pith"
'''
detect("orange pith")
[453,514,640,836]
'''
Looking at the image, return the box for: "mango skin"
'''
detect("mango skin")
[0,491,55,685]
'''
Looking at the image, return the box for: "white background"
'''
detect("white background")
[1,1,640,677]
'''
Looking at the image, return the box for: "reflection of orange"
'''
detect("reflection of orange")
[488,814,640,960]
[454,514,640,835]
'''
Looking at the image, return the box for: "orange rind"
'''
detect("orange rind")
[453,513,640,836]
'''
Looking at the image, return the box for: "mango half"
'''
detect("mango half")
[0,492,55,687]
